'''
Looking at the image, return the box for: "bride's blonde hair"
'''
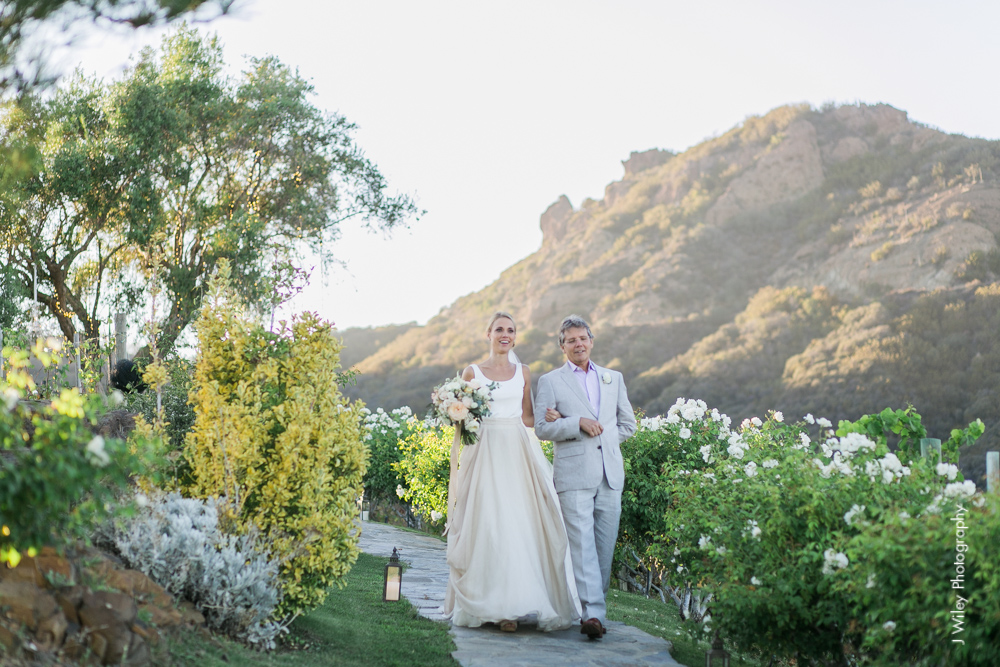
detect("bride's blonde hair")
[486,311,516,335]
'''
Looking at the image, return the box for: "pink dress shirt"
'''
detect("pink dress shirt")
[568,360,600,415]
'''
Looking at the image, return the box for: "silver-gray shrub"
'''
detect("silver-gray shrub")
[100,493,284,649]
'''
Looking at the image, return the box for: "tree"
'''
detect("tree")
[1,26,419,350]
[1,0,232,94]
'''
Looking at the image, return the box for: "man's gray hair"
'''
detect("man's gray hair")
[558,315,594,346]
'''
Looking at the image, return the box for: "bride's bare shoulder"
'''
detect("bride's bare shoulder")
[461,365,476,381]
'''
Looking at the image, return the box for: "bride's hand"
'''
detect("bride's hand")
[545,408,562,422]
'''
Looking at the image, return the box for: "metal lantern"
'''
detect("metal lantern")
[705,631,730,667]
[383,547,402,602]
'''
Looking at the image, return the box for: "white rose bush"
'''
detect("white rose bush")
[618,399,998,666]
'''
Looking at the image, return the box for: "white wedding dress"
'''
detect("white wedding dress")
[444,364,581,631]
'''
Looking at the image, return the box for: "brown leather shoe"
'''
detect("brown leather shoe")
[580,618,605,639]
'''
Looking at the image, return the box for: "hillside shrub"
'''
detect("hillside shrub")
[99,492,284,649]
[620,399,992,665]
[182,260,367,616]
[0,341,145,566]
[393,422,452,529]
[361,406,421,516]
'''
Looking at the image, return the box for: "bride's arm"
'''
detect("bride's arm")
[461,365,475,381]
[520,365,534,428]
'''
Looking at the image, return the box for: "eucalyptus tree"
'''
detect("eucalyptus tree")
[1,26,418,350]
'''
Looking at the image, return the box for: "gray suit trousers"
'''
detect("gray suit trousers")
[557,471,621,626]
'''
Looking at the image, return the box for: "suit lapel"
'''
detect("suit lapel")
[558,364,598,418]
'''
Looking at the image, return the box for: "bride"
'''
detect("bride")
[443,311,580,632]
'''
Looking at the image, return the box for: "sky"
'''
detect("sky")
[52,0,1000,330]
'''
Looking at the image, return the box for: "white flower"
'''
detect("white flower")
[679,427,692,440]
[866,574,877,589]
[882,621,896,632]
[935,462,959,481]
[698,535,712,550]
[844,504,865,526]
[86,436,110,467]
[744,461,758,478]
[430,510,443,522]
[803,413,815,424]
[676,565,684,573]
[798,432,811,448]
[750,417,763,427]
[773,411,783,423]
[762,459,779,469]
[666,413,681,424]
[822,549,849,575]
[601,372,612,384]
[744,519,761,540]
[396,485,405,498]
[816,417,832,428]
[108,389,125,407]
[135,493,149,508]
[3,388,19,412]
[943,480,976,499]
[699,444,714,463]
[715,546,727,556]
[898,511,910,519]
[751,576,762,586]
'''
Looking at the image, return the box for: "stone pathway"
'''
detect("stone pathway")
[358,521,682,667]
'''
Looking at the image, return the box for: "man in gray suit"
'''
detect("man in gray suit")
[534,315,637,639]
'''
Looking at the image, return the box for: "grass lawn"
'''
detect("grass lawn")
[606,588,765,667]
[164,552,457,667]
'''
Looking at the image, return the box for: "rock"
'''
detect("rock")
[622,148,674,176]
[54,585,86,624]
[139,602,183,628]
[539,195,574,244]
[35,546,76,587]
[0,555,44,586]
[35,606,68,651]
[0,623,18,652]
[178,600,206,626]
[706,119,825,225]
[0,580,59,629]
[80,590,138,627]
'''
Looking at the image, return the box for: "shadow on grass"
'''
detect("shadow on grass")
[164,552,457,667]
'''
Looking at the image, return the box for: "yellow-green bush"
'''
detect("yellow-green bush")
[393,423,453,527]
[183,260,366,616]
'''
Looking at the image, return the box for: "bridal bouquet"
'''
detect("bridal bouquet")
[431,374,496,445]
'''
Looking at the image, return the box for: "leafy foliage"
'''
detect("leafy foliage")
[360,406,420,513]
[393,422,452,528]
[0,340,145,566]
[182,259,367,616]
[99,492,284,649]
[619,399,992,665]
[1,26,418,352]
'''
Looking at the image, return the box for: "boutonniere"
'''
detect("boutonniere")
[601,372,612,385]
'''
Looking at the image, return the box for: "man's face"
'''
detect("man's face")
[560,326,593,369]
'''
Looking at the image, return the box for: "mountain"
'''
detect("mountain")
[340,103,1000,486]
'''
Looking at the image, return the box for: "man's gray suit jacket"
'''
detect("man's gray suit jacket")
[533,363,637,492]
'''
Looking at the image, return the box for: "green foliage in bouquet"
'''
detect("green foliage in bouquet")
[0,341,147,566]
[393,423,453,528]
[620,399,992,665]
[182,260,367,617]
